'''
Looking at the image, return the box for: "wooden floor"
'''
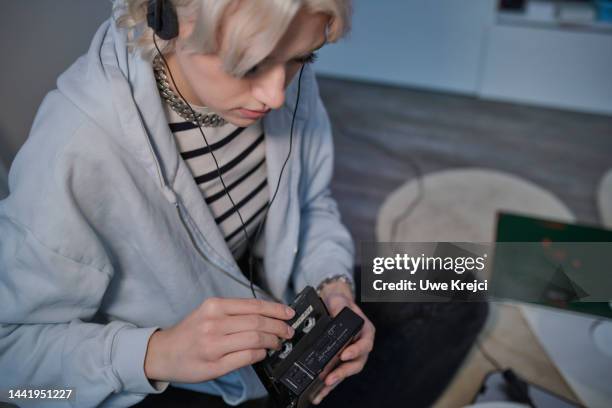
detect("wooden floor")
[318,75,612,253]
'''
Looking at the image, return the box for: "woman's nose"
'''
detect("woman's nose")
[251,64,286,110]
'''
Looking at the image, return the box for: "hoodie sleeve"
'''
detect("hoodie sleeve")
[0,212,168,408]
[0,104,168,406]
[291,82,356,296]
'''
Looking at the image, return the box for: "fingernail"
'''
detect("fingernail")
[313,396,321,405]
[286,307,295,317]
[287,326,295,337]
[343,352,353,360]
[327,376,337,385]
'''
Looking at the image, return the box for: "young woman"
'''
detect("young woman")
[0,0,375,406]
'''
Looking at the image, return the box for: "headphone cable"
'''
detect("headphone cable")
[248,64,304,295]
[153,35,302,299]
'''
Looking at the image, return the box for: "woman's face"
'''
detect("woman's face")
[165,8,329,127]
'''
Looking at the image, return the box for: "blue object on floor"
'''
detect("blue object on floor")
[596,0,612,22]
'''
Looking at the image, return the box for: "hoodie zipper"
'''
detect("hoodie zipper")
[166,190,280,302]
[141,123,279,302]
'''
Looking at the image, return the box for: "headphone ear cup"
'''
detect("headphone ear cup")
[146,0,179,40]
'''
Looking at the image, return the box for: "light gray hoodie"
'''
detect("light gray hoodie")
[0,12,354,408]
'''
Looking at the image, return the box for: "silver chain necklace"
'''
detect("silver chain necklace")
[152,55,227,128]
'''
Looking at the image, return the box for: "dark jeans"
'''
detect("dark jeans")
[133,266,489,408]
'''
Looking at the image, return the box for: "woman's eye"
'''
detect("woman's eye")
[244,52,319,77]
[245,64,260,77]
[294,52,318,65]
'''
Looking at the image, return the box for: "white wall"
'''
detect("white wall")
[315,0,497,94]
[0,0,112,173]
[315,0,612,115]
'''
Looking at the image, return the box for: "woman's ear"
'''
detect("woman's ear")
[176,16,198,46]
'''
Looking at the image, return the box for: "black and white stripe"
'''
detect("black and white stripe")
[162,104,268,259]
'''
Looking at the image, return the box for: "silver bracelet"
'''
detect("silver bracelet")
[316,274,355,297]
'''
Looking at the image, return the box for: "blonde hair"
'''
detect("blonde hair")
[114,0,352,77]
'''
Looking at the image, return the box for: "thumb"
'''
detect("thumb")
[325,294,351,317]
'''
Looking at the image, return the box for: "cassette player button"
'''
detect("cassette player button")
[281,363,313,395]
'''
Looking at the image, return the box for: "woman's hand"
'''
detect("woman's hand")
[144,297,295,383]
[312,280,376,405]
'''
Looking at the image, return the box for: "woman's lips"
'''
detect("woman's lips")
[237,108,269,119]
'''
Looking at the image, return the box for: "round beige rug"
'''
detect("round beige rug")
[376,168,575,242]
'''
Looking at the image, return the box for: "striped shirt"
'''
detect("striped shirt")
[162,103,269,260]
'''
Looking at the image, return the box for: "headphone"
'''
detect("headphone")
[146,0,305,300]
[146,0,178,40]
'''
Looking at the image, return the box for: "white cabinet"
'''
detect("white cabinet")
[315,0,496,94]
[479,19,612,115]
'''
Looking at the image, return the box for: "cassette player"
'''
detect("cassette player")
[253,286,364,408]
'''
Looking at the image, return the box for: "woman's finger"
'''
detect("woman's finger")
[340,327,374,361]
[218,331,281,355]
[312,380,341,405]
[340,337,373,361]
[215,348,268,376]
[202,297,294,320]
[216,314,294,339]
[324,358,366,387]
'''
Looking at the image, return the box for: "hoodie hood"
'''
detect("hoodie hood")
[56,13,309,205]
[57,17,183,204]
[55,13,316,300]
